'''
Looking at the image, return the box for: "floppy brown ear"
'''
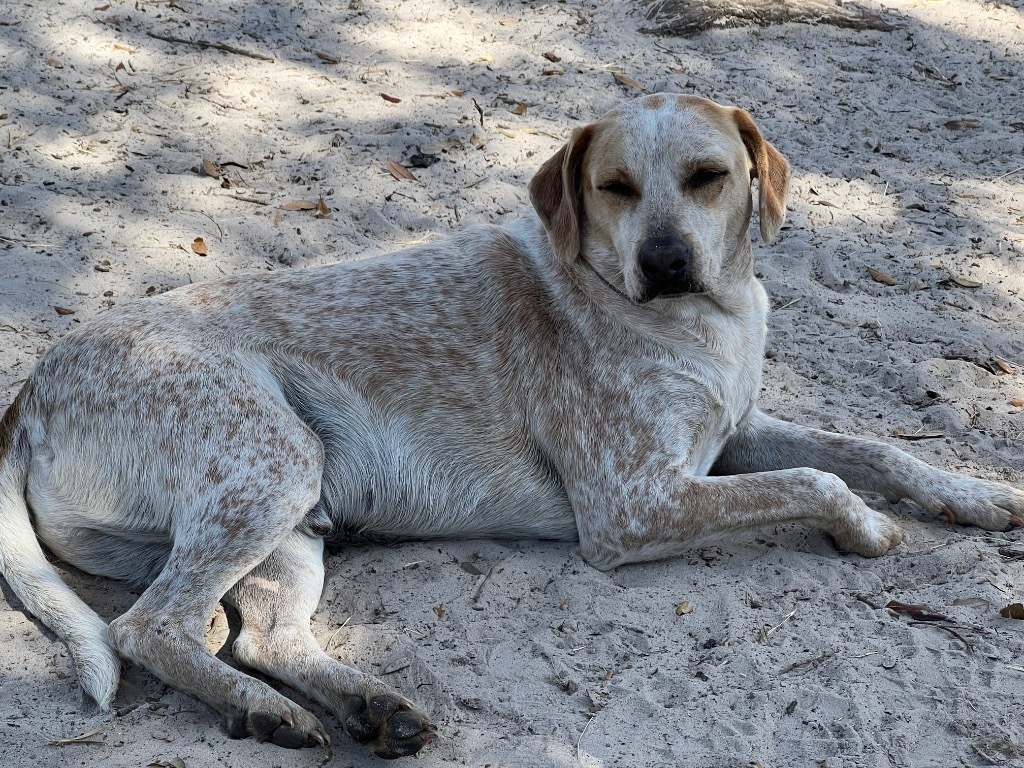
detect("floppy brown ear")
[733,109,789,243]
[528,126,594,261]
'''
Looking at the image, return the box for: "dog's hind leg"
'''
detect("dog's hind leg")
[225,532,437,759]
[104,408,333,749]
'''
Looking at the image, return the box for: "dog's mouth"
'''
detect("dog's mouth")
[637,279,708,304]
[580,258,707,305]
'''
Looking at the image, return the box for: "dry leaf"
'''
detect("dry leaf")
[94,3,111,9]
[191,237,208,255]
[201,158,221,179]
[279,199,317,211]
[477,54,493,63]
[542,68,563,76]
[47,58,63,69]
[674,600,694,616]
[993,359,1013,375]
[459,561,484,576]
[386,160,416,181]
[450,89,465,97]
[613,72,644,90]
[315,196,331,219]
[893,429,944,441]
[54,306,75,316]
[542,50,561,62]
[949,272,982,288]
[945,119,980,130]
[496,128,515,139]
[273,210,281,227]
[113,43,136,52]
[498,17,518,25]
[114,61,125,72]
[511,103,527,116]
[469,134,483,148]
[380,92,401,104]
[433,604,446,619]
[868,267,898,286]
[315,51,340,64]
[886,600,949,622]
[1011,398,1024,408]
[1000,603,1024,620]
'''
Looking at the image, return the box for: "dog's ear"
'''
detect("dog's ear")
[733,109,789,243]
[529,126,594,261]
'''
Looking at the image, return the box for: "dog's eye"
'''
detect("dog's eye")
[598,180,637,199]
[690,169,728,189]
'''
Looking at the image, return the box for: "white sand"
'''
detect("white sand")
[1,0,1023,765]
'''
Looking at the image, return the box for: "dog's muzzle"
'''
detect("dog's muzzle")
[637,235,704,302]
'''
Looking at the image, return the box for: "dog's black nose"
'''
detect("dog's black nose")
[637,235,701,301]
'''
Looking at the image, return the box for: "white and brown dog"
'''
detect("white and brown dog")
[1,94,1021,759]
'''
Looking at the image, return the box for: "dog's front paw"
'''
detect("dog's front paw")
[823,481,904,557]
[924,475,1024,531]
[832,505,905,557]
[345,692,436,759]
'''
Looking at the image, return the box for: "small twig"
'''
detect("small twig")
[146,31,275,62]
[223,194,270,205]
[774,297,800,311]
[991,165,1024,182]
[49,726,105,746]
[471,98,485,127]
[779,650,835,674]
[907,621,974,652]
[201,211,224,239]
[471,557,510,609]
[0,235,52,248]
[325,615,354,651]
[758,608,796,642]
[576,715,595,761]
[854,594,883,610]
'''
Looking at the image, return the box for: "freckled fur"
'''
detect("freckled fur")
[1,94,1022,759]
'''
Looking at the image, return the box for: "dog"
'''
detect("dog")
[1,94,1022,760]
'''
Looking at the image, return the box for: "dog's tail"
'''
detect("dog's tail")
[0,385,120,710]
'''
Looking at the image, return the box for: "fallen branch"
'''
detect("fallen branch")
[641,0,896,37]
[146,31,275,62]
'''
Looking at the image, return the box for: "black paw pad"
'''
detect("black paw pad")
[271,725,316,749]
[249,711,285,742]
[368,695,401,722]
[387,711,426,740]
[374,728,437,760]
[345,697,378,743]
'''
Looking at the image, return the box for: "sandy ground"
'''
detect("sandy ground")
[2,0,1024,766]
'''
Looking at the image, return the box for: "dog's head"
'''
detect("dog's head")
[529,94,789,304]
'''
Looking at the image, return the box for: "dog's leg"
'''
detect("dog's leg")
[714,409,1024,530]
[225,532,436,758]
[106,524,331,748]
[572,463,906,569]
[103,401,334,749]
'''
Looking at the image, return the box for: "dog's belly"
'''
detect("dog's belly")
[280,382,578,543]
[318,432,578,543]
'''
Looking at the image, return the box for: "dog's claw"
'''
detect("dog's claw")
[345,694,436,759]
